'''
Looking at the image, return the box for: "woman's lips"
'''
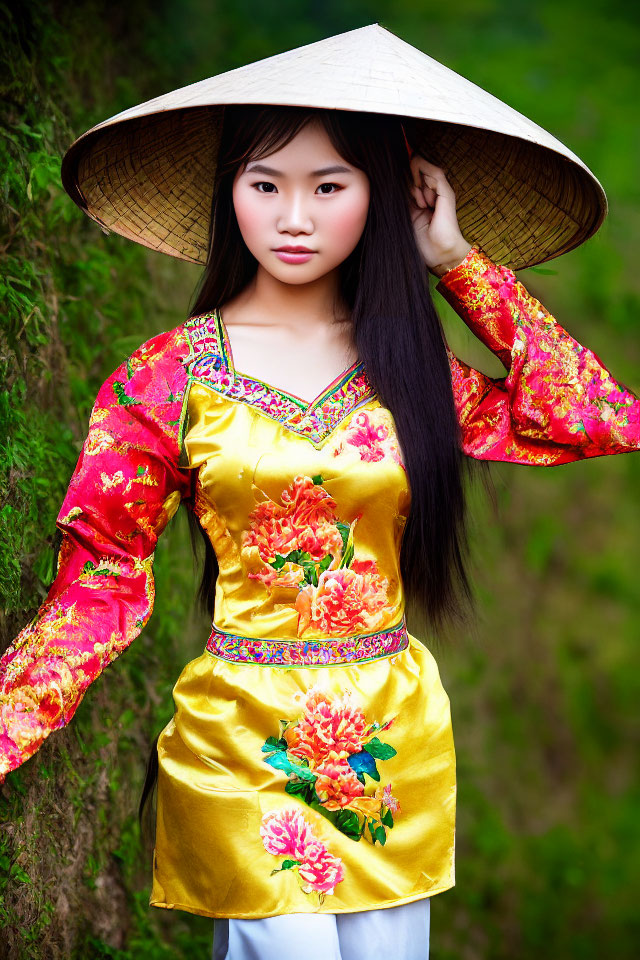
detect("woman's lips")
[274,250,315,263]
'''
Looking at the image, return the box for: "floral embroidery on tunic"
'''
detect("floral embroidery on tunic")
[205,618,409,667]
[260,806,345,903]
[437,247,640,463]
[262,686,400,846]
[183,311,375,445]
[3,245,639,787]
[241,474,391,637]
[326,408,405,468]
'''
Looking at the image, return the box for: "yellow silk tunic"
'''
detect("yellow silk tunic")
[5,248,640,918]
[3,248,637,919]
[149,309,456,918]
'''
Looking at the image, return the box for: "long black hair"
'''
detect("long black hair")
[139,103,487,842]
[187,103,478,630]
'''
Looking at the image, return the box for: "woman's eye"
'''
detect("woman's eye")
[251,182,341,195]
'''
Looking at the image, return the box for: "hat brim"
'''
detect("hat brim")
[60,24,607,271]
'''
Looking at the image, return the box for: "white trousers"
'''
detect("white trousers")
[212,897,430,960]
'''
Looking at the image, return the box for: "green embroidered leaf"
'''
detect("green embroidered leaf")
[375,825,387,846]
[348,750,380,782]
[272,549,311,568]
[338,517,359,569]
[311,474,324,485]
[336,521,350,552]
[381,808,394,828]
[285,779,316,803]
[270,549,334,588]
[136,465,146,476]
[264,752,316,781]
[270,859,302,875]
[368,819,377,844]
[306,563,318,587]
[112,381,141,406]
[81,560,118,577]
[334,810,361,840]
[364,737,397,761]
[304,799,359,841]
[261,736,287,753]
[284,779,308,796]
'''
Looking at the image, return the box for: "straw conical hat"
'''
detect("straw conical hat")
[60,23,606,271]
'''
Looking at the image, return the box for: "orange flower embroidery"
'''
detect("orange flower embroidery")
[295,560,390,637]
[241,475,391,637]
[284,688,367,761]
[262,686,399,846]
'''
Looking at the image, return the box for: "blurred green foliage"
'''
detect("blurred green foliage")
[0,0,638,957]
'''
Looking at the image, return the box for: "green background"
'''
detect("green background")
[1,1,638,956]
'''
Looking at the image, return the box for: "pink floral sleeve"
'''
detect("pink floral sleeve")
[436,247,640,465]
[0,328,191,784]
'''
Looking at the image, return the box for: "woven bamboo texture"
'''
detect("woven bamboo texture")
[60,24,606,270]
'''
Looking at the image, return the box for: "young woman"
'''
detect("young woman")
[1,62,639,960]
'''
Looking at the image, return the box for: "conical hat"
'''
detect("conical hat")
[60,23,606,271]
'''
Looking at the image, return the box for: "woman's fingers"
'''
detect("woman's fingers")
[411,182,427,209]
[411,156,455,199]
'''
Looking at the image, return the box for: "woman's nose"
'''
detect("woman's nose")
[276,191,313,233]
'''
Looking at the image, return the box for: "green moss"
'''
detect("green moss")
[2,1,640,957]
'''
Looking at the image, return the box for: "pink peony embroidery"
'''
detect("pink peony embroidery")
[328,410,405,468]
[260,807,345,899]
[260,806,316,860]
[262,686,400,846]
[345,411,390,462]
[297,838,345,895]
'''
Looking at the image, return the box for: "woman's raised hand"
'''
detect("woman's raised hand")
[409,155,472,277]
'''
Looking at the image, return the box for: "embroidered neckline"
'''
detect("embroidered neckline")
[216,307,363,410]
[183,311,375,444]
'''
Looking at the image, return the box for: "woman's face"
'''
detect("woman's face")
[232,120,370,285]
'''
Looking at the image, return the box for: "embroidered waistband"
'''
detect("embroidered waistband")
[205,618,409,667]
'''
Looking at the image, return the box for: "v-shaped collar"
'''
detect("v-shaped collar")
[183,312,376,445]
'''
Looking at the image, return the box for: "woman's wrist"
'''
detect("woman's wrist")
[429,242,474,278]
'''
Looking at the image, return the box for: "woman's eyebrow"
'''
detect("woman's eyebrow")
[245,163,353,176]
